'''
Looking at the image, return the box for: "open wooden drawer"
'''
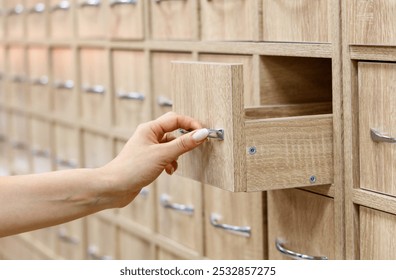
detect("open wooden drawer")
[172,61,333,192]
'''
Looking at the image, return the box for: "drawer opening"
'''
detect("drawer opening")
[254,55,332,119]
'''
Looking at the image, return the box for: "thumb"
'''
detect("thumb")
[164,128,209,158]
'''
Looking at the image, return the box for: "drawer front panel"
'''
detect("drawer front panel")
[26,0,47,39]
[30,118,52,174]
[268,189,335,260]
[87,216,116,260]
[359,62,396,197]
[263,0,330,43]
[6,0,25,39]
[8,46,26,108]
[360,206,396,259]
[109,0,144,40]
[77,0,106,38]
[50,0,74,39]
[54,124,79,170]
[119,229,153,260]
[348,0,396,45]
[57,220,85,259]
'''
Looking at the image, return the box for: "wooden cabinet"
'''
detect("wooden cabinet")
[157,173,203,254]
[151,52,192,118]
[49,0,74,39]
[150,0,197,40]
[54,124,79,170]
[87,216,116,260]
[108,0,144,40]
[9,112,30,175]
[0,47,5,104]
[82,130,112,168]
[5,0,25,40]
[80,48,110,127]
[268,189,334,260]
[358,62,396,197]
[173,61,333,192]
[112,50,150,136]
[118,228,153,259]
[8,46,26,109]
[26,0,47,39]
[52,48,76,119]
[204,185,264,259]
[0,109,9,176]
[56,220,85,259]
[200,0,259,41]
[262,0,331,43]
[348,0,396,46]
[359,207,396,259]
[30,118,52,174]
[77,0,106,38]
[28,47,50,114]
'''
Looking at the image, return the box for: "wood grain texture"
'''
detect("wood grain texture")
[172,61,246,192]
[57,220,85,259]
[268,189,335,259]
[359,206,396,259]
[77,0,107,39]
[108,0,144,40]
[86,216,116,259]
[358,62,396,197]
[246,115,334,191]
[26,0,47,40]
[200,0,260,41]
[348,0,396,45]
[263,0,331,43]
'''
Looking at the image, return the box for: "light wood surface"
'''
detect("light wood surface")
[50,0,74,39]
[268,189,335,259]
[86,216,116,259]
[5,0,24,40]
[77,0,107,39]
[108,0,144,40]
[56,220,85,259]
[30,118,52,174]
[26,0,47,40]
[118,228,153,260]
[263,0,331,43]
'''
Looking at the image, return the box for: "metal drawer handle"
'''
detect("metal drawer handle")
[28,3,46,13]
[210,213,251,237]
[275,239,328,260]
[55,158,78,169]
[179,128,224,140]
[31,76,49,86]
[370,128,396,144]
[7,5,24,15]
[155,0,186,3]
[57,227,79,245]
[160,194,194,215]
[82,84,106,94]
[31,148,51,158]
[157,96,173,107]
[116,91,145,101]
[11,75,25,83]
[11,141,27,150]
[139,187,149,198]
[87,246,112,260]
[54,80,74,90]
[51,0,70,11]
[110,0,137,7]
[80,0,101,8]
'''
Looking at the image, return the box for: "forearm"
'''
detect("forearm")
[0,168,118,237]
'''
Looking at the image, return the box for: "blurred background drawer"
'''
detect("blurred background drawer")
[30,118,52,174]
[26,0,47,40]
[8,46,26,109]
[108,0,144,40]
[268,189,334,260]
[54,124,79,170]
[5,0,25,40]
[77,0,106,39]
[9,112,30,175]
[50,0,73,39]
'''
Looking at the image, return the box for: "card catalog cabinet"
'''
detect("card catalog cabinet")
[9,112,30,175]
[26,0,47,39]
[8,46,26,109]
[108,0,144,40]
[5,0,24,40]
[77,0,106,39]
[30,118,52,174]
[49,0,73,39]
[0,47,5,103]
[0,109,9,176]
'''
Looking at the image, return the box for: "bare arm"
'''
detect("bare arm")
[0,112,209,237]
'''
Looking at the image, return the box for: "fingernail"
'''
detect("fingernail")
[170,167,175,175]
[192,128,209,142]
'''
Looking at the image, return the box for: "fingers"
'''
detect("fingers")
[151,112,202,140]
[163,128,209,159]
[165,161,178,175]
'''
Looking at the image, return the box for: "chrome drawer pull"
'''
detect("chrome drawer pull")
[210,214,251,237]
[7,5,24,15]
[11,75,25,83]
[80,0,101,7]
[87,246,112,260]
[28,3,46,13]
[116,91,145,100]
[370,128,396,144]
[139,187,149,198]
[82,84,106,94]
[51,0,71,11]
[57,227,79,245]
[54,80,74,90]
[55,158,78,169]
[160,194,194,215]
[179,128,224,140]
[157,96,173,107]
[31,76,49,86]
[275,239,328,260]
[110,0,137,7]
[155,0,186,3]
[31,148,51,158]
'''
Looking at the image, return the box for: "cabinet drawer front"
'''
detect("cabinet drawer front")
[50,0,74,39]
[150,0,197,40]
[268,189,335,260]
[57,220,85,259]
[26,0,47,39]
[348,0,396,45]
[54,124,79,170]
[358,62,396,197]
[200,0,259,41]
[87,216,116,260]
[30,118,52,173]
[119,229,153,260]
[112,50,150,135]
[157,174,203,253]
[263,0,330,43]
[151,52,192,118]
[360,207,396,259]
[109,0,144,40]
[77,0,106,38]
[83,131,112,168]
[80,48,110,127]
[172,61,333,192]
[0,47,5,103]
[204,185,264,259]
[6,1,25,39]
